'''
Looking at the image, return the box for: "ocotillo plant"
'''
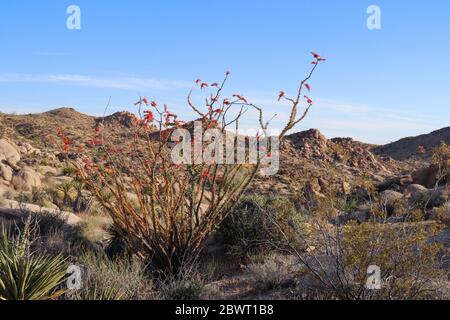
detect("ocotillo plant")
[59,52,326,276]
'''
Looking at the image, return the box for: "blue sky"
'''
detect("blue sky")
[0,0,448,144]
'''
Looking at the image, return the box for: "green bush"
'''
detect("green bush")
[218,195,308,259]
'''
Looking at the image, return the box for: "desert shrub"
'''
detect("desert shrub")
[25,211,67,236]
[244,253,299,291]
[58,55,325,276]
[434,202,450,226]
[66,252,152,300]
[340,221,446,299]
[3,190,14,200]
[0,220,68,300]
[15,188,54,208]
[278,177,449,300]
[198,256,237,282]
[14,211,92,257]
[337,196,359,213]
[62,164,77,176]
[218,195,308,259]
[31,187,52,207]
[15,192,33,204]
[156,273,205,300]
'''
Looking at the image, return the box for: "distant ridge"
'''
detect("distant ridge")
[1,107,448,163]
[372,127,450,160]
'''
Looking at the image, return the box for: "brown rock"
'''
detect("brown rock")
[377,175,413,192]
[0,139,20,165]
[0,163,13,181]
[11,167,42,191]
[412,165,449,188]
[380,190,404,214]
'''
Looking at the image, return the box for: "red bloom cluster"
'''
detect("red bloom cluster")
[201,169,210,180]
[305,83,311,92]
[144,110,154,123]
[56,128,72,153]
[304,95,314,104]
[233,94,248,104]
[311,51,326,64]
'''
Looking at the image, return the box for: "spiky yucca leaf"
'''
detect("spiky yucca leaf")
[0,225,68,300]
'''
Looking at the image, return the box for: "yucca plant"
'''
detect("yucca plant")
[72,181,93,212]
[0,220,68,300]
[57,181,75,207]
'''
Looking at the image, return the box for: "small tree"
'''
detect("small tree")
[60,53,326,275]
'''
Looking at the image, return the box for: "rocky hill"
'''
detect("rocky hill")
[0,108,448,200]
[251,129,407,196]
[372,127,450,161]
[0,108,145,148]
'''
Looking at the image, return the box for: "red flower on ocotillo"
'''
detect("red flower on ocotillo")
[305,83,311,92]
[304,95,314,104]
[233,94,248,104]
[144,110,154,123]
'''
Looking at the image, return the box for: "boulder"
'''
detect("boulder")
[38,165,60,176]
[380,190,403,203]
[0,199,81,225]
[377,175,413,192]
[412,165,450,188]
[11,167,42,191]
[406,184,429,203]
[0,139,20,165]
[0,163,13,181]
[407,184,428,194]
[17,142,40,155]
[380,190,403,214]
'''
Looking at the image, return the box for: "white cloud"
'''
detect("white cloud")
[238,95,443,144]
[0,72,192,91]
[0,75,444,144]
